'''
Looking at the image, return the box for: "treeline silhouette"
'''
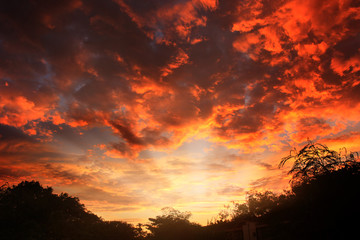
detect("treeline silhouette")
[0,181,137,240]
[1,142,359,240]
[209,142,360,240]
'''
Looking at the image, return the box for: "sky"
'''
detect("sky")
[1,0,360,225]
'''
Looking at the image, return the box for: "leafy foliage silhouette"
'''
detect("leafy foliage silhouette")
[0,181,136,240]
[211,142,360,239]
[146,207,205,240]
[279,141,360,185]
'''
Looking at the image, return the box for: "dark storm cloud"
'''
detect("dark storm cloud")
[110,121,144,146]
[0,0,360,176]
[0,167,31,180]
[0,124,41,160]
[0,124,35,142]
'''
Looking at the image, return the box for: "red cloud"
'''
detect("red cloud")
[0,0,359,187]
[0,96,48,127]
[1,0,360,225]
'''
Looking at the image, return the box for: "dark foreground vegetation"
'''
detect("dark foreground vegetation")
[1,142,359,240]
[0,181,137,240]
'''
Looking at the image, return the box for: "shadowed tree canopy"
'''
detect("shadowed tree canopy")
[231,191,291,220]
[279,141,360,185]
[214,142,360,240]
[146,207,204,240]
[273,148,360,239]
[0,181,136,240]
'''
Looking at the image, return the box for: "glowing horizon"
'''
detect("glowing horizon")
[1,0,360,225]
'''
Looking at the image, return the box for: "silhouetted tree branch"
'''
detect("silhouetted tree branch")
[279,141,359,185]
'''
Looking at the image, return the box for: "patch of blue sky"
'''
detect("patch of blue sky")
[35,58,55,90]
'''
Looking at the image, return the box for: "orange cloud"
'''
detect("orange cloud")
[161,49,190,77]
[1,0,360,226]
[331,50,360,76]
[233,32,261,54]
[0,96,49,127]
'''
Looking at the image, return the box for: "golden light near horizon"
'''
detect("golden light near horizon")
[1,0,360,225]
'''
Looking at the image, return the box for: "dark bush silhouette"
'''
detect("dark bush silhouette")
[212,142,360,239]
[279,141,359,186]
[275,142,360,238]
[146,207,204,240]
[94,221,137,240]
[0,181,136,240]
[259,162,360,239]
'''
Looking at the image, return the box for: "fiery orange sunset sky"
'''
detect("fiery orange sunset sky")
[1,0,360,224]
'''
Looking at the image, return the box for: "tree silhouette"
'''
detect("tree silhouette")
[146,207,204,240]
[212,142,360,239]
[0,181,136,240]
[94,221,137,240]
[278,141,359,185]
[273,142,360,239]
